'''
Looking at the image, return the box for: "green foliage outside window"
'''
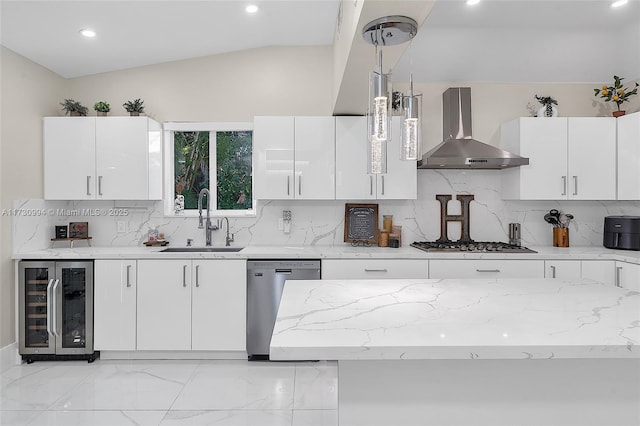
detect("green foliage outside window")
[174,130,252,212]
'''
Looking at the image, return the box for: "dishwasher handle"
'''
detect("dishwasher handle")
[275,269,292,274]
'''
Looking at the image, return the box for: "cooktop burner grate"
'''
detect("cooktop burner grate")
[410,241,537,253]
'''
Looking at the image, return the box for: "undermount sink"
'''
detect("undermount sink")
[160,247,244,253]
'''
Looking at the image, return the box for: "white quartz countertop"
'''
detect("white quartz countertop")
[11,244,640,264]
[269,278,640,361]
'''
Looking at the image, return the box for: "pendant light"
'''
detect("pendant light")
[401,73,422,161]
[362,16,418,174]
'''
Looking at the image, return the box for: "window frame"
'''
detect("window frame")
[163,122,256,217]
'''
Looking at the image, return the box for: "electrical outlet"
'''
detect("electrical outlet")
[117,221,127,233]
[283,210,292,221]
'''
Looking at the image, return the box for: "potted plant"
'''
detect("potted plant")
[93,101,110,116]
[594,75,639,117]
[123,98,145,116]
[60,99,88,116]
[534,95,558,118]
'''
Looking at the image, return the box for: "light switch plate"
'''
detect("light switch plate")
[278,218,284,231]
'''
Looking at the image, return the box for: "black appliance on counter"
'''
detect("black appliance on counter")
[603,216,640,251]
[411,241,536,253]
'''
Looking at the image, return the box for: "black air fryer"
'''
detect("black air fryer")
[603,216,640,250]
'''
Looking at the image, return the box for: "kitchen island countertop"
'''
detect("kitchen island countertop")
[270,277,640,361]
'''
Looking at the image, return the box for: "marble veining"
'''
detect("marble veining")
[270,278,640,361]
[12,170,640,254]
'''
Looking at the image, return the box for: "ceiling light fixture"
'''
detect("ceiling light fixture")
[246,4,259,13]
[466,0,481,5]
[610,0,628,7]
[79,29,96,38]
[362,15,417,174]
[401,73,422,161]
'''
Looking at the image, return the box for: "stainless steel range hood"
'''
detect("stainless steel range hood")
[418,87,529,169]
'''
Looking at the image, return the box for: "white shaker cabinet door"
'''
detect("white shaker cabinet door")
[95,117,150,200]
[94,260,137,351]
[335,116,376,200]
[253,116,295,200]
[615,261,640,292]
[43,117,96,200]
[294,116,335,200]
[137,260,192,350]
[191,260,246,351]
[567,118,616,200]
[377,117,417,200]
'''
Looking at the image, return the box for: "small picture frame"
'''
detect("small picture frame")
[68,222,89,238]
[55,225,68,239]
[344,203,379,244]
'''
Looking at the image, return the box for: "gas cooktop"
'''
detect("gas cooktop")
[411,241,537,253]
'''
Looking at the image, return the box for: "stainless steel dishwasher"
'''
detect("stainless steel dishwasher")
[246,259,321,360]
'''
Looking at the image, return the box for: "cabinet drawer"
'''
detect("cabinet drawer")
[322,259,428,280]
[429,260,544,279]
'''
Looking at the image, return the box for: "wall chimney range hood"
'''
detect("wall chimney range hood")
[418,88,529,169]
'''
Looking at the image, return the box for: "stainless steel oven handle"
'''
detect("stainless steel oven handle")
[476,269,500,273]
[46,279,54,337]
[52,279,61,337]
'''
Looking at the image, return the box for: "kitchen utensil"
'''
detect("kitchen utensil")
[544,213,558,226]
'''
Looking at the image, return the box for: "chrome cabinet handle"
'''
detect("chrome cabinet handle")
[381,176,385,195]
[550,265,556,278]
[98,176,103,196]
[364,268,388,272]
[298,176,302,195]
[195,265,200,288]
[126,264,131,288]
[561,176,567,196]
[86,176,91,196]
[183,265,187,287]
[52,279,60,337]
[616,266,623,287]
[46,279,54,337]
[476,269,500,273]
[287,176,290,196]
[370,176,373,195]
[573,176,578,196]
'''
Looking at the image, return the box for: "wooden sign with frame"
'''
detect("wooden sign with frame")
[344,203,379,244]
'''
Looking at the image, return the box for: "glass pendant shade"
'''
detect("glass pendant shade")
[401,90,422,161]
[368,70,391,174]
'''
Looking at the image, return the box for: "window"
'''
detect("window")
[164,122,254,216]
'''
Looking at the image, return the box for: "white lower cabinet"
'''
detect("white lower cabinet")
[544,260,581,279]
[614,261,640,292]
[429,260,544,279]
[94,260,137,351]
[137,259,246,351]
[322,259,428,280]
[581,260,615,286]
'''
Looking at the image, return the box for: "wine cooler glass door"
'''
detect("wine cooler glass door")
[19,262,56,355]
[55,262,94,354]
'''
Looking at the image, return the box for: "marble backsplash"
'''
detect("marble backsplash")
[12,170,640,253]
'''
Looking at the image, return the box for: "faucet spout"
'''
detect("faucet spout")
[224,217,234,246]
[197,188,215,246]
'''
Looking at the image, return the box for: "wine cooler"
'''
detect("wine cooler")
[19,261,96,363]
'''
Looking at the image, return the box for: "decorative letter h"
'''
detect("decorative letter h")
[436,194,475,243]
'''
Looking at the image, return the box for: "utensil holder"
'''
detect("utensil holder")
[553,227,569,247]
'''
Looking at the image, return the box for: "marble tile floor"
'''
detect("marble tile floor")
[0,359,338,426]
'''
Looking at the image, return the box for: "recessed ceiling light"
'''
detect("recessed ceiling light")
[610,0,628,7]
[79,29,96,38]
[466,0,481,5]
[246,4,259,14]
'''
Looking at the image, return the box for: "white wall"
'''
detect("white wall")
[0,46,66,348]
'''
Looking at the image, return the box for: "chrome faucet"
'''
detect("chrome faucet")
[224,217,234,246]
[197,188,218,246]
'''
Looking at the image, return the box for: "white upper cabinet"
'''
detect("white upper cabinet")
[294,116,335,200]
[254,116,334,200]
[501,117,616,200]
[335,116,417,200]
[617,112,640,200]
[43,117,162,200]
